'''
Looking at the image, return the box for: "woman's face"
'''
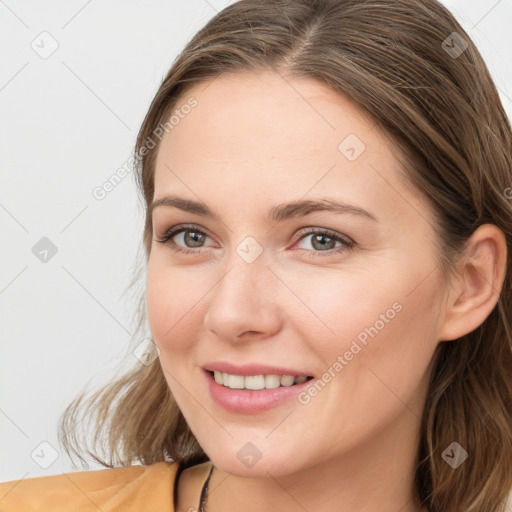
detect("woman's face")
[146,70,448,477]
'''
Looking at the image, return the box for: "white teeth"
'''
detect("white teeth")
[280,375,295,386]
[212,371,309,390]
[228,374,245,389]
[265,375,281,389]
[245,375,265,390]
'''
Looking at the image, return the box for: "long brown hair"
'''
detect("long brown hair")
[58,1,512,510]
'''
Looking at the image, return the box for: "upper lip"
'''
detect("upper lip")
[203,361,313,377]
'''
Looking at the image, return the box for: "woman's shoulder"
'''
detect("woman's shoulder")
[0,460,179,511]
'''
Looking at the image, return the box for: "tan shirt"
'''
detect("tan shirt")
[0,460,214,511]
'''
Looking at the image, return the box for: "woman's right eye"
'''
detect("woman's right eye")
[155,224,215,254]
[155,225,214,254]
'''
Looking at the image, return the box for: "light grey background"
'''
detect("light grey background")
[1,0,511,482]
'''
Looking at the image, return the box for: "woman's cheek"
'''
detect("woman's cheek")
[147,272,213,357]
[146,269,186,349]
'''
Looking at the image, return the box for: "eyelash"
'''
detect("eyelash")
[155,223,355,258]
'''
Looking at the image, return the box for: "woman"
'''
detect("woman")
[1,0,511,511]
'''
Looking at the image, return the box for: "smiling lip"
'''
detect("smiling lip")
[202,362,314,414]
[202,361,312,377]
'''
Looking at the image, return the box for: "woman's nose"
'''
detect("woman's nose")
[203,250,282,343]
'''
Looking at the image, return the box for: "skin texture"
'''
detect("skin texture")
[145,71,507,512]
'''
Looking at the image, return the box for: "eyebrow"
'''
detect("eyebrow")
[150,195,378,223]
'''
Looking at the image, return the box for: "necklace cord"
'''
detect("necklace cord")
[198,463,215,512]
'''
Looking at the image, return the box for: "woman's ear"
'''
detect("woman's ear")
[438,224,507,342]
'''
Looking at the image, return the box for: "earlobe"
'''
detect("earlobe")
[438,224,507,342]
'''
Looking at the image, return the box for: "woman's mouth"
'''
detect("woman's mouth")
[210,370,313,390]
[204,369,315,414]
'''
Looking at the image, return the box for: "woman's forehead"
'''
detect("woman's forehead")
[152,72,431,224]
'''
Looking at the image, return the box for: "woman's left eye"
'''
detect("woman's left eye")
[155,224,354,257]
[293,228,355,257]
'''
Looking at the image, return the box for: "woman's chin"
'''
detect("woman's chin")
[202,445,307,479]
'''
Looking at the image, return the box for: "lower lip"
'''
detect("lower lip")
[204,369,313,414]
